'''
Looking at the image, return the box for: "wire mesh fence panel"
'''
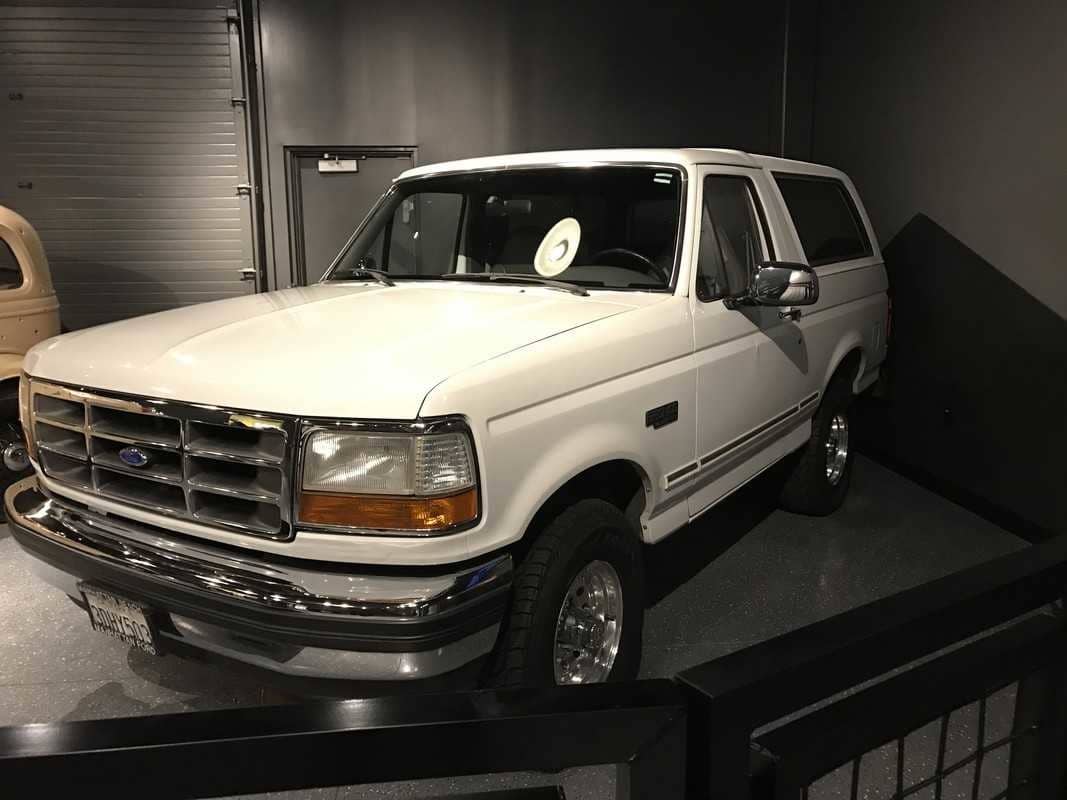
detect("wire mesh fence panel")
[804,681,1034,800]
[772,654,1066,800]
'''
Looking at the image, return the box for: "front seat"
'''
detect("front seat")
[715,220,750,296]
[492,226,545,273]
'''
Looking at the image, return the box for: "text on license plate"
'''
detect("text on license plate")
[80,585,160,656]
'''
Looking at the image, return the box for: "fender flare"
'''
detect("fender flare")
[0,354,23,385]
[823,334,866,394]
[503,420,655,544]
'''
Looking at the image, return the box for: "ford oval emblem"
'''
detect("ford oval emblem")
[118,446,150,468]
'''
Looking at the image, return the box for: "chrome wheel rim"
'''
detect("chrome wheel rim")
[825,412,850,485]
[553,560,624,684]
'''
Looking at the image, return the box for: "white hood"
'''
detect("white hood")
[25,283,641,419]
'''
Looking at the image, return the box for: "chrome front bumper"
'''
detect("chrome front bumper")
[5,476,511,680]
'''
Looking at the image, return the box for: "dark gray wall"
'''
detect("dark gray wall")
[255,0,793,289]
[812,0,1067,535]
[813,0,1067,317]
[253,0,1065,534]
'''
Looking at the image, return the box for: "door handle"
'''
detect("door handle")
[779,308,802,322]
[240,267,257,282]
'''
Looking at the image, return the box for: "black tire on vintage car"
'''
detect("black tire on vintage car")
[0,382,32,521]
[779,374,856,516]
[487,498,645,688]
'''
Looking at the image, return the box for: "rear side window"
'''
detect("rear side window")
[774,174,872,266]
[0,238,24,291]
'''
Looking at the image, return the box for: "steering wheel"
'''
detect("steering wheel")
[591,248,669,285]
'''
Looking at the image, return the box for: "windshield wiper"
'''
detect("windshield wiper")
[334,267,395,287]
[440,273,588,297]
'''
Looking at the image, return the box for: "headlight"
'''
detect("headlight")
[298,424,479,533]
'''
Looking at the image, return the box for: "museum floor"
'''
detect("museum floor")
[0,456,1027,799]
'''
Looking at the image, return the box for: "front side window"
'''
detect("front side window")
[696,176,768,302]
[774,174,872,266]
[325,166,683,291]
[0,238,25,291]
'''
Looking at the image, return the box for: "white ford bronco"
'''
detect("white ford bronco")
[7,149,888,686]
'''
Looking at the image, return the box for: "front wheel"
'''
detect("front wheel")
[779,376,856,515]
[487,499,645,687]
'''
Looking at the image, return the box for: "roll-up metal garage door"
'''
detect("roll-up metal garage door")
[0,0,256,329]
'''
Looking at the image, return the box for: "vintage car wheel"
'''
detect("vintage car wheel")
[779,374,856,516]
[487,498,644,687]
[0,419,31,522]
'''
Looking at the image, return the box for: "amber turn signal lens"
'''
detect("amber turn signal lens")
[298,487,478,532]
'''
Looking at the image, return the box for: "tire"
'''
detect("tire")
[0,418,31,523]
[0,382,30,522]
[487,498,645,688]
[0,381,17,421]
[779,375,856,516]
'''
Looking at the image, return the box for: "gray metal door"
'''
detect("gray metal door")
[288,150,414,284]
[0,0,256,329]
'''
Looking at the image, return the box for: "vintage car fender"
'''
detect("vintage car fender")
[0,353,25,384]
[0,206,62,383]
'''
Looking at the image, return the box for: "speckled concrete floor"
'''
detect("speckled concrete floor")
[0,456,1026,798]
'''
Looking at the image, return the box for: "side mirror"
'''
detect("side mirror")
[749,261,819,306]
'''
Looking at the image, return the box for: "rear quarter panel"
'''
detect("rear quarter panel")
[763,168,889,394]
[802,261,889,395]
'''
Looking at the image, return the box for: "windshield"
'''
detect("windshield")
[323,166,683,291]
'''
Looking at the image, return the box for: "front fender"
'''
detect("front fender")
[483,417,659,548]
[0,353,23,384]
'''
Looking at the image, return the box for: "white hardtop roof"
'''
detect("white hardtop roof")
[398,148,846,181]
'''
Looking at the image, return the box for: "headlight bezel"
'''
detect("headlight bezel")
[295,415,482,536]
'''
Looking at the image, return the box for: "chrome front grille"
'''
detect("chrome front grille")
[28,381,295,539]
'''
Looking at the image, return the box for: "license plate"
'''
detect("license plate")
[79,584,160,656]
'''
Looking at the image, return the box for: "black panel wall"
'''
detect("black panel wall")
[812,0,1067,536]
[250,0,1064,536]
[253,0,794,289]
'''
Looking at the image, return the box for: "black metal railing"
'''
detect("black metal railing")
[751,616,1064,800]
[679,534,1067,800]
[1,537,1065,799]
[0,678,687,799]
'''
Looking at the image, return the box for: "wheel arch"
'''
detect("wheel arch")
[823,339,866,395]
[0,355,23,385]
[511,458,650,564]
[0,372,19,420]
